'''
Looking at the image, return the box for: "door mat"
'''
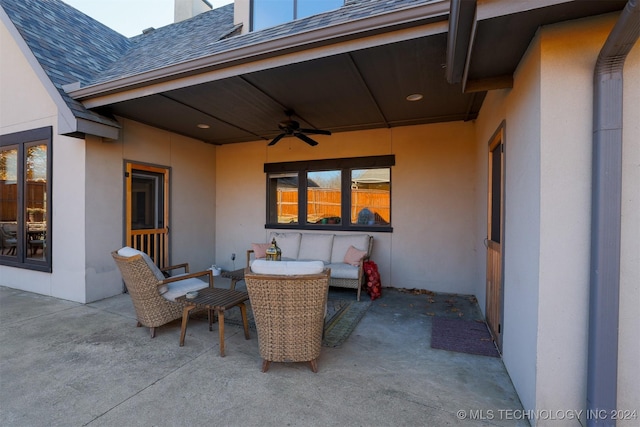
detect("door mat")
[215,298,371,348]
[430,317,500,358]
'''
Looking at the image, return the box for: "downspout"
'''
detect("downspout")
[587,1,639,425]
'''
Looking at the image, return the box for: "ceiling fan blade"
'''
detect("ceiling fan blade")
[296,133,319,146]
[299,128,331,136]
[268,133,286,146]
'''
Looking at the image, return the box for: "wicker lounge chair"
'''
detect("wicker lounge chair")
[245,265,330,373]
[111,247,212,338]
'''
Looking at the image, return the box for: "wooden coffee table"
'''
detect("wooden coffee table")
[221,268,245,290]
[176,287,250,357]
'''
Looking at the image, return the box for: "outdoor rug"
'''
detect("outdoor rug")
[216,298,371,348]
[430,317,500,358]
[323,299,371,347]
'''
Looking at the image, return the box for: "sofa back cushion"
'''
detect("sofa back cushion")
[331,234,371,263]
[250,259,324,276]
[268,232,301,259]
[298,234,334,263]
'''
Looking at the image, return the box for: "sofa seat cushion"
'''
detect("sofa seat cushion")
[298,234,334,263]
[330,234,370,263]
[268,232,301,259]
[162,278,209,302]
[327,263,359,280]
[251,259,324,276]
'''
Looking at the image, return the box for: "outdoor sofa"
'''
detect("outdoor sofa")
[247,232,373,301]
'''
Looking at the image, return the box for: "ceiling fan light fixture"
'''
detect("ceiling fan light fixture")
[406,93,423,102]
[268,111,331,147]
[196,123,210,129]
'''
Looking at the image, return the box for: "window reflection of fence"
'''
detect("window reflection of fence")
[307,188,340,222]
[1,181,46,221]
[276,188,389,224]
[130,229,167,268]
[351,189,390,223]
[0,182,16,221]
[276,188,298,223]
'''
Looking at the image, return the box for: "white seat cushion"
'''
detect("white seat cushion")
[327,263,359,280]
[298,234,334,263]
[161,278,209,302]
[251,259,324,276]
[118,246,165,282]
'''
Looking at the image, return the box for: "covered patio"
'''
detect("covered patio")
[2,0,638,422]
[0,280,526,426]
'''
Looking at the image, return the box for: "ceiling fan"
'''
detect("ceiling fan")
[268,112,331,146]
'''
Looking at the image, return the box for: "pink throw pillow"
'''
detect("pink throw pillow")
[344,245,367,266]
[252,243,271,259]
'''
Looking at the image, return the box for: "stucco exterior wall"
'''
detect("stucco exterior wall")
[0,24,56,132]
[536,15,609,423]
[214,122,479,295]
[174,0,211,23]
[85,118,217,303]
[475,36,542,413]
[85,134,123,302]
[475,12,639,423]
[536,14,639,424]
[1,20,87,302]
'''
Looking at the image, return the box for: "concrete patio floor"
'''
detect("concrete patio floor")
[0,279,527,426]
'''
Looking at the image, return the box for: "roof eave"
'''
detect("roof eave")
[68,0,450,102]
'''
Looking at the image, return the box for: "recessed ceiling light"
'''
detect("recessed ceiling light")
[406,93,423,102]
[197,123,210,129]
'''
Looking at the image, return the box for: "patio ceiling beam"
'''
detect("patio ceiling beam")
[237,76,289,113]
[237,76,321,130]
[463,75,513,93]
[346,53,389,127]
[463,91,482,122]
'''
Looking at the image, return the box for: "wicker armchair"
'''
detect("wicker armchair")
[111,248,212,338]
[245,267,330,373]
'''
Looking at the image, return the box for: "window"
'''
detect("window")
[307,170,341,225]
[265,155,393,231]
[251,0,344,31]
[0,127,52,271]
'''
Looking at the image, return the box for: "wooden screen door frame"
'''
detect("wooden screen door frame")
[125,162,170,269]
[486,124,505,352]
